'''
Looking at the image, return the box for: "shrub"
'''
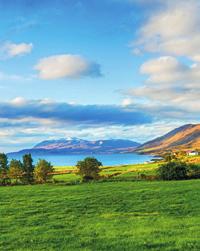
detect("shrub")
[158,161,188,180]
[139,173,147,180]
[76,157,102,182]
[34,159,54,183]
[138,173,158,181]
[187,164,200,179]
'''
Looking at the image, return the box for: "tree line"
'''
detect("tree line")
[0,154,102,186]
[0,153,54,185]
[1,150,200,186]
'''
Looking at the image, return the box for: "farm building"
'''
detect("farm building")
[186,150,199,156]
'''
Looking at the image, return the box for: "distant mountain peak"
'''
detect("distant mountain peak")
[15,138,141,155]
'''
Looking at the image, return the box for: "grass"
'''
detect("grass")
[53,166,75,171]
[186,156,200,164]
[53,162,159,183]
[1,159,200,250]
[1,179,200,250]
[53,173,80,183]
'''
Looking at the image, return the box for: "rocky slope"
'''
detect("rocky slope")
[136,124,200,154]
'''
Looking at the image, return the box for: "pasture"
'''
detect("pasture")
[1,179,200,250]
[52,162,159,183]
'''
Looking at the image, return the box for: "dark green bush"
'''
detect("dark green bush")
[158,161,188,180]
[187,164,200,179]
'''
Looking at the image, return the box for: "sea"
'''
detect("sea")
[8,153,152,166]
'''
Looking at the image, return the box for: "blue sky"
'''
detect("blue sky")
[0,0,200,151]
[0,0,147,104]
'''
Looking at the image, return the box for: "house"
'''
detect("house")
[187,150,199,156]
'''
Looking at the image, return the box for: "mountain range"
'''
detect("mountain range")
[12,138,140,155]
[10,124,200,155]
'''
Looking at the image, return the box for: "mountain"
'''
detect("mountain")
[136,124,200,154]
[12,138,141,155]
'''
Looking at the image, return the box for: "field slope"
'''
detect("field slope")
[1,180,200,251]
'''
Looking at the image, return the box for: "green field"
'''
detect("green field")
[52,163,159,183]
[1,179,200,251]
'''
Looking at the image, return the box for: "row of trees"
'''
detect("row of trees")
[2,151,200,185]
[0,153,54,185]
[0,154,103,186]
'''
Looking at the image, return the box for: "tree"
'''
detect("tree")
[8,159,23,184]
[158,161,188,180]
[0,153,9,185]
[34,159,54,183]
[22,154,34,184]
[76,157,102,182]
[162,152,177,162]
[175,151,186,160]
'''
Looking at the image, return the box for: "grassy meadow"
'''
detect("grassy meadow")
[1,180,200,251]
[52,162,159,183]
[1,159,200,250]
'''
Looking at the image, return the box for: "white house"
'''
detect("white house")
[187,150,199,156]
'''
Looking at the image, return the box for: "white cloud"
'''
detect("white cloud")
[140,56,200,87]
[2,42,33,58]
[126,2,200,119]
[128,0,200,121]
[35,54,101,80]
[133,1,200,61]
[140,56,187,84]
[10,97,27,106]
[126,55,200,118]
[121,98,133,107]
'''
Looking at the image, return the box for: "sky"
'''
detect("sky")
[0,0,200,152]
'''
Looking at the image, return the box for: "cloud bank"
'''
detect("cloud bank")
[0,98,152,152]
[0,98,152,128]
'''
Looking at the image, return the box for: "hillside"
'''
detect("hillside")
[136,124,200,154]
[12,138,140,155]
